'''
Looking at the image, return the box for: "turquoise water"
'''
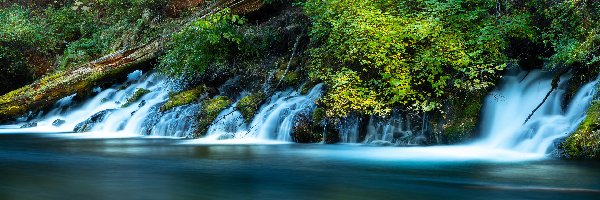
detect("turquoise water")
[1,133,599,200]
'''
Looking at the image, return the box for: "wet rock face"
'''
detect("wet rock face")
[52,119,66,127]
[291,114,322,143]
[73,109,114,132]
[20,122,38,128]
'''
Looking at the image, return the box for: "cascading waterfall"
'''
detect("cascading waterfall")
[1,66,597,159]
[0,71,199,137]
[338,111,426,145]
[475,69,598,154]
[363,111,426,145]
[201,84,324,142]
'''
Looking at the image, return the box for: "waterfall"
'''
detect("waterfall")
[362,111,426,145]
[1,66,597,158]
[0,71,199,137]
[338,111,427,145]
[200,84,324,142]
[475,69,598,154]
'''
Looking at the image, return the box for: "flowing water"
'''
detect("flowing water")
[0,134,599,200]
[0,69,599,199]
[476,70,597,154]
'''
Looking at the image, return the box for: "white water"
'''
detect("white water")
[332,69,598,159]
[192,84,324,143]
[0,71,199,137]
[1,69,598,161]
[475,69,597,154]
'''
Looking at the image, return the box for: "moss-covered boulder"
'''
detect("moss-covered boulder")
[290,107,339,143]
[194,96,232,137]
[235,92,265,122]
[291,114,322,143]
[160,86,210,112]
[432,91,487,144]
[560,101,600,159]
[122,88,151,108]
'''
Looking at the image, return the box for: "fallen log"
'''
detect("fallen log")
[0,40,164,122]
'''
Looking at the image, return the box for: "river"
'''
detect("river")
[1,133,599,200]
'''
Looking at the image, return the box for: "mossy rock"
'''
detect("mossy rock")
[291,114,323,143]
[560,101,600,159]
[194,96,233,137]
[300,80,319,95]
[235,92,266,122]
[122,88,151,107]
[440,91,486,144]
[291,109,339,144]
[160,86,206,112]
[274,69,300,87]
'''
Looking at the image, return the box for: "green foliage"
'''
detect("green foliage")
[538,0,599,68]
[122,88,151,107]
[236,93,266,122]
[0,46,31,94]
[159,9,246,78]
[160,86,205,112]
[304,0,531,118]
[312,107,324,124]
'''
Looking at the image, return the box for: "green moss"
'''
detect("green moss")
[122,88,151,107]
[235,92,265,122]
[274,69,300,87]
[300,81,319,95]
[562,101,600,159]
[160,86,205,112]
[195,96,233,137]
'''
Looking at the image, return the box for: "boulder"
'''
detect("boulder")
[52,119,66,127]
[73,109,114,132]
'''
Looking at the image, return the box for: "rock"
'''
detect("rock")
[291,114,322,143]
[138,100,146,108]
[73,109,114,132]
[52,119,66,127]
[20,122,37,128]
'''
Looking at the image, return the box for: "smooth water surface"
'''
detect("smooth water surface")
[1,133,599,200]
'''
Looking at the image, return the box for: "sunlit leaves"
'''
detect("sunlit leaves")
[305,0,517,118]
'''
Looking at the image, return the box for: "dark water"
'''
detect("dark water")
[1,133,599,200]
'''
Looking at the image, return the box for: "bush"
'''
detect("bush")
[304,0,533,118]
[158,9,245,79]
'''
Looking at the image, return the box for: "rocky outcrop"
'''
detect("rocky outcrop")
[73,109,114,132]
